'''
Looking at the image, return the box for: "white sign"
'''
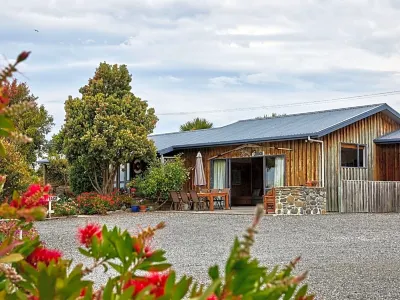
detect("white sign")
[49,196,59,202]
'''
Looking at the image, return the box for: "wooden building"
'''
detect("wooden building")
[151,104,400,212]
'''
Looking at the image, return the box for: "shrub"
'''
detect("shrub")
[53,200,79,217]
[0,220,39,243]
[69,159,97,195]
[0,140,33,198]
[133,157,189,203]
[76,192,127,215]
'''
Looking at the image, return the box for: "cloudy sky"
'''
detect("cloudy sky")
[3,0,400,136]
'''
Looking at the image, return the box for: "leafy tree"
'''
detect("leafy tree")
[62,63,158,194]
[255,112,287,120]
[179,117,213,131]
[69,159,97,195]
[132,157,189,204]
[3,79,54,165]
[0,140,34,197]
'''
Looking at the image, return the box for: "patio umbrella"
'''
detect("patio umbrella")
[194,152,206,187]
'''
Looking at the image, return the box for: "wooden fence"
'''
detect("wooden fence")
[341,180,400,213]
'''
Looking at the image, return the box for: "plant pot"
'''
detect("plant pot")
[131,205,140,213]
[139,205,147,212]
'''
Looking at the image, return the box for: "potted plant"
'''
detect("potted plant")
[130,199,140,213]
[139,200,147,212]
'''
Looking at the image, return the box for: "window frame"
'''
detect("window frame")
[340,142,367,168]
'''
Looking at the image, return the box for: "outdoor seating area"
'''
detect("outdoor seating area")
[169,189,230,211]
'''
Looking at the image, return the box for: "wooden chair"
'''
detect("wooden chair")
[264,188,276,214]
[211,189,224,209]
[199,189,210,208]
[190,191,206,210]
[222,188,231,209]
[179,191,192,210]
[170,191,182,210]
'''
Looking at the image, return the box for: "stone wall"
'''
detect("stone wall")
[275,186,326,215]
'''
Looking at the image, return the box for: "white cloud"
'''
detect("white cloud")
[3,0,400,135]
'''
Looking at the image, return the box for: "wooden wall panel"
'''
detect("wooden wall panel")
[178,140,321,192]
[376,144,400,181]
[322,112,400,212]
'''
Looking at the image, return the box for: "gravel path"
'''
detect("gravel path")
[35,212,400,299]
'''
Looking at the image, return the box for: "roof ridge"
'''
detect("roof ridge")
[236,103,385,123]
[150,124,225,137]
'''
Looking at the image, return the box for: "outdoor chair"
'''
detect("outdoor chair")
[199,189,210,208]
[170,191,182,211]
[190,190,206,210]
[179,191,192,210]
[211,189,224,209]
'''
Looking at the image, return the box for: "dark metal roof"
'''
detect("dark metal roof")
[375,129,400,144]
[151,103,400,154]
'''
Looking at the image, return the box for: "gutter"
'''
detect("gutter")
[307,136,325,188]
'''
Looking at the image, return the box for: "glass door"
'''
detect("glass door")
[264,156,285,195]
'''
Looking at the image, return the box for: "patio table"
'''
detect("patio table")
[197,192,230,211]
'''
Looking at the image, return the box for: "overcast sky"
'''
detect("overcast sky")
[3,0,400,136]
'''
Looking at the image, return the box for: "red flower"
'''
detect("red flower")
[207,294,218,300]
[78,223,102,247]
[10,184,50,209]
[26,247,62,267]
[123,278,148,296]
[144,245,153,258]
[147,272,169,297]
[123,272,169,297]
[80,287,87,297]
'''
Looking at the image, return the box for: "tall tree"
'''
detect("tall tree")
[180,118,213,131]
[3,79,54,164]
[62,63,158,194]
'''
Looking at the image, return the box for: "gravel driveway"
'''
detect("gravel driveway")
[35,212,400,299]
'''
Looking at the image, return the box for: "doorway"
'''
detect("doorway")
[230,157,263,206]
[211,155,285,206]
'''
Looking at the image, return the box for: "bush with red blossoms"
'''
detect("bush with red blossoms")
[76,191,129,215]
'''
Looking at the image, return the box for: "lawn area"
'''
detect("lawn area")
[36,212,400,300]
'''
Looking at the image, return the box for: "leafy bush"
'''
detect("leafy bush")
[0,140,33,198]
[76,192,127,215]
[0,220,39,243]
[133,157,189,203]
[53,199,79,217]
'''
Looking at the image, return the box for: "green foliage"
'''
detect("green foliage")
[133,157,189,202]
[69,159,97,195]
[53,199,79,217]
[0,140,33,197]
[180,118,213,131]
[255,113,287,120]
[46,155,69,187]
[76,192,127,215]
[4,79,54,165]
[62,62,158,194]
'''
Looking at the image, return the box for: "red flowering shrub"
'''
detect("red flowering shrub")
[76,192,127,215]
[10,184,50,209]
[78,223,102,247]
[124,272,169,297]
[26,246,62,267]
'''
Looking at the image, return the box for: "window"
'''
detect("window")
[341,144,366,167]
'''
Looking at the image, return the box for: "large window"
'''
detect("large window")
[341,143,366,167]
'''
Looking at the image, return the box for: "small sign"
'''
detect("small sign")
[49,196,59,202]
[252,151,264,157]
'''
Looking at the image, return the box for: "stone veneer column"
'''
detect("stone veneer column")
[275,186,326,215]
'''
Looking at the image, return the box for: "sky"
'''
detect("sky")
[3,0,400,136]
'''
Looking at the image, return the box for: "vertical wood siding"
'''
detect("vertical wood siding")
[341,180,400,213]
[323,112,400,211]
[178,140,321,191]
[376,144,400,181]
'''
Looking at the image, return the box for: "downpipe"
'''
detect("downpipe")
[307,136,325,188]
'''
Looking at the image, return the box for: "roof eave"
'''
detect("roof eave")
[316,104,400,138]
[156,133,318,154]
